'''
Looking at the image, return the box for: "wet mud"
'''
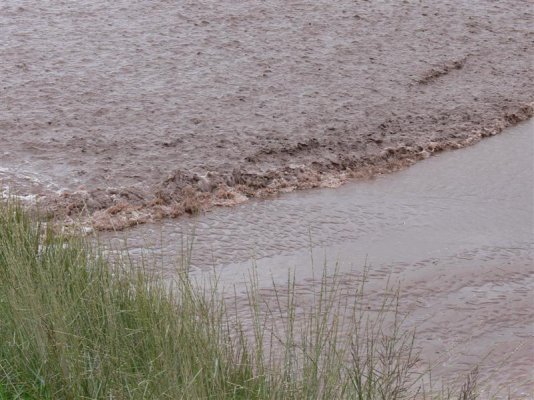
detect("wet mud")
[1,0,533,229]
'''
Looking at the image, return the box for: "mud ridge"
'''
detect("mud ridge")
[416,58,467,85]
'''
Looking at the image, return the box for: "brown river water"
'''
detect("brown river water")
[102,119,534,397]
[1,0,532,229]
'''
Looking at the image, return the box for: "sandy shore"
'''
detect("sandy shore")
[1,0,533,229]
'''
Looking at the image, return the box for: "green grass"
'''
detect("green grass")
[0,201,476,399]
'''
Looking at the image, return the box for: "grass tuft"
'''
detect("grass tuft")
[0,201,478,399]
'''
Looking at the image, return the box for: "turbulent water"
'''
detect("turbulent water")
[1,0,533,229]
[103,120,534,396]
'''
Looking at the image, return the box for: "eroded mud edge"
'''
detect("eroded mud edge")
[18,103,534,232]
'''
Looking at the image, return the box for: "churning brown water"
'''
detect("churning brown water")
[102,119,534,396]
[1,1,532,229]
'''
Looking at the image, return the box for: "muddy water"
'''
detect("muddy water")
[1,1,533,228]
[102,120,534,396]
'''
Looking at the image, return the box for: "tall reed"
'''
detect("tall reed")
[0,202,477,399]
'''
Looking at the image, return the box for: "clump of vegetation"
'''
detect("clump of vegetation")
[0,201,476,399]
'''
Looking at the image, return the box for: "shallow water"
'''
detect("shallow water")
[102,120,534,396]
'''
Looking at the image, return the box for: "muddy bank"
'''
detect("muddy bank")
[1,0,533,229]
